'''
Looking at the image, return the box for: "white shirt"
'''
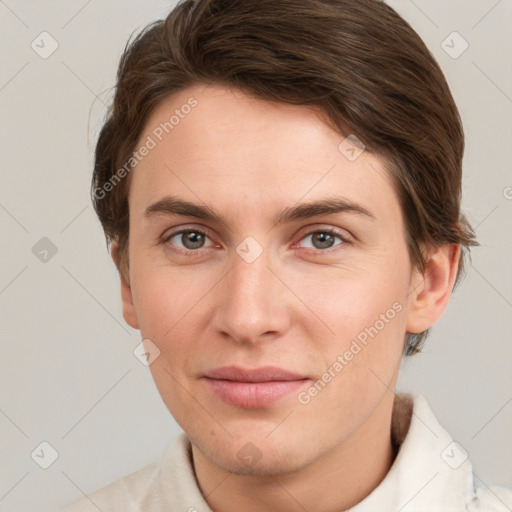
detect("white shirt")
[62,393,512,511]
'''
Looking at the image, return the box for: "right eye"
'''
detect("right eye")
[163,228,217,254]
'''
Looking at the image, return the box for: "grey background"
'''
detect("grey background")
[0,1,510,510]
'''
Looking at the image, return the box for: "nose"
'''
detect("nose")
[211,247,292,346]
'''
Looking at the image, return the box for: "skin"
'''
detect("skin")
[112,83,460,511]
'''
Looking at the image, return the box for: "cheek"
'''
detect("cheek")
[130,262,218,384]
[318,293,405,386]
[296,282,406,430]
[131,259,201,335]
[296,256,409,404]
[302,256,409,342]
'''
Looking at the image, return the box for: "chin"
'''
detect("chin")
[190,425,326,477]
[212,446,309,477]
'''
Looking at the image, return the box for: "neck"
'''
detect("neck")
[191,394,397,512]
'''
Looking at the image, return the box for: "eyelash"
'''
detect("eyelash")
[161,227,350,257]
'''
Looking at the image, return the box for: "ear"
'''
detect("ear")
[111,241,140,330]
[406,243,460,335]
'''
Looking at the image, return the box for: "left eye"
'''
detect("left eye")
[298,230,345,251]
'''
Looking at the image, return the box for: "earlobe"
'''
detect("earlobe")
[406,244,460,335]
[111,242,140,331]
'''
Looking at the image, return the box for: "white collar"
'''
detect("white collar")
[348,393,475,511]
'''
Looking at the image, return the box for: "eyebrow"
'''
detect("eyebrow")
[144,195,375,226]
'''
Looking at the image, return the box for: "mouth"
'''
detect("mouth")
[202,366,311,408]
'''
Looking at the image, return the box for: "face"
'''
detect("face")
[122,82,417,476]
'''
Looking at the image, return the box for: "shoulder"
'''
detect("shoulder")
[390,393,512,511]
[467,483,512,512]
[62,432,195,512]
[62,458,162,511]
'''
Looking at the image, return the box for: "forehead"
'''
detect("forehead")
[128,83,401,227]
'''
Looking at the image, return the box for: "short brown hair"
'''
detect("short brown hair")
[92,0,478,355]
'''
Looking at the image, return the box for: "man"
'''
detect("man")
[64,0,512,510]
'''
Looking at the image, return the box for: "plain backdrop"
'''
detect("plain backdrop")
[0,1,511,510]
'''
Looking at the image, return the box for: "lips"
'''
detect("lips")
[205,366,305,382]
[202,366,310,408]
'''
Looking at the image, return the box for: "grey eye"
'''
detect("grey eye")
[167,230,213,250]
[300,231,343,250]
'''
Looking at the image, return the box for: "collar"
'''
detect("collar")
[348,393,475,511]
